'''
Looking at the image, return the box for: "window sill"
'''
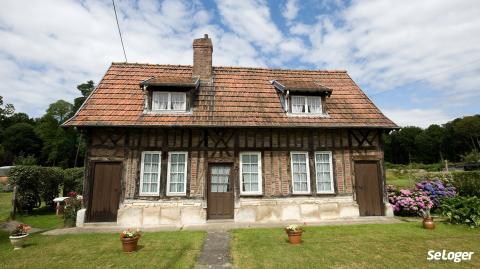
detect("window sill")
[287,113,330,118]
[143,110,193,115]
[166,193,187,197]
[240,192,263,196]
[139,192,160,196]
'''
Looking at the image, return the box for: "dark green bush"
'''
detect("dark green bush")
[440,196,480,228]
[9,165,83,211]
[8,166,42,211]
[63,167,84,195]
[39,167,64,208]
[451,171,480,197]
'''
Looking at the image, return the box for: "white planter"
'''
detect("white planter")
[9,234,29,250]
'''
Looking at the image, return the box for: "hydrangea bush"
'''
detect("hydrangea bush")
[387,179,457,216]
[387,185,433,215]
[415,179,456,207]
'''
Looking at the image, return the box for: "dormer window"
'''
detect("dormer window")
[271,79,332,116]
[141,76,199,114]
[291,95,322,114]
[152,92,187,111]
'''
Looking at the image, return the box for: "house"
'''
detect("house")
[64,35,398,226]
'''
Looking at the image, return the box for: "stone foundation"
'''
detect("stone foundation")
[117,196,361,227]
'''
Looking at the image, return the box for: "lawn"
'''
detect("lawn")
[0,192,12,222]
[231,222,480,269]
[386,169,416,188]
[0,230,205,269]
[0,191,63,229]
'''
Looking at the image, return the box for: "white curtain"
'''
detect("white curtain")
[291,96,305,113]
[307,97,322,113]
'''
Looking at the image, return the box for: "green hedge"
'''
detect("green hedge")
[9,166,84,211]
[413,171,480,197]
[63,167,84,196]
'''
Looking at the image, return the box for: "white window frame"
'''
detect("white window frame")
[290,95,322,114]
[290,151,311,194]
[152,91,187,111]
[315,151,335,194]
[139,151,162,196]
[239,152,263,195]
[166,151,188,196]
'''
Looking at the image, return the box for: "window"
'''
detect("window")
[152,92,186,111]
[290,152,311,194]
[167,152,188,196]
[239,152,262,195]
[315,151,334,193]
[290,96,322,114]
[140,151,161,196]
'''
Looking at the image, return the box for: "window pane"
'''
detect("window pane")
[307,96,322,113]
[144,153,152,163]
[153,92,168,110]
[292,96,305,113]
[152,154,159,163]
[171,93,186,110]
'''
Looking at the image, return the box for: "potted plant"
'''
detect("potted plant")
[120,228,141,253]
[9,224,31,250]
[420,208,435,229]
[285,224,303,244]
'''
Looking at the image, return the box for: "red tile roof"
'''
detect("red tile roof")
[141,75,199,87]
[275,79,332,94]
[63,63,397,128]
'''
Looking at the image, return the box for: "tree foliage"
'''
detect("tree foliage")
[384,115,480,164]
[0,81,92,167]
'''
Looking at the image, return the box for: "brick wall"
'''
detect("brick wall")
[86,127,384,201]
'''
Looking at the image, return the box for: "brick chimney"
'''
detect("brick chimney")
[193,34,213,80]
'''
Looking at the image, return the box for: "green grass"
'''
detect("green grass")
[231,222,480,269]
[14,206,64,229]
[0,191,63,229]
[0,230,206,269]
[386,169,416,188]
[0,192,12,222]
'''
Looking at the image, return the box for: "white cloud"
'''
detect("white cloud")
[282,0,299,22]
[383,108,453,128]
[0,0,271,116]
[302,0,480,103]
[215,0,283,52]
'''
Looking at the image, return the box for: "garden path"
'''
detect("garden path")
[194,230,231,269]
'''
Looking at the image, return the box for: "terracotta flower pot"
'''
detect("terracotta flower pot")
[120,236,140,252]
[9,234,29,250]
[423,217,435,229]
[286,230,303,244]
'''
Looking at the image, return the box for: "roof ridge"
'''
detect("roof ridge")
[214,65,347,73]
[111,62,347,73]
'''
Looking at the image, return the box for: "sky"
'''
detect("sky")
[0,0,479,128]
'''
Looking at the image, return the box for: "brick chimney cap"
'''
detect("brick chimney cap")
[193,34,212,48]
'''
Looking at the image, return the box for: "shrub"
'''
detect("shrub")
[64,191,82,227]
[440,196,480,228]
[63,167,84,195]
[387,185,433,215]
[415,180,456,207]
[451,171,480,197]
[39,167,64,208]
[8,166,42,211]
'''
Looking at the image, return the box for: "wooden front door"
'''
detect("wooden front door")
[354,161,383,216]
[87,162,122,222]
[207,164,234,219]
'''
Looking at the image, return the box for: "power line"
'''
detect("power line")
[112,0,128,62]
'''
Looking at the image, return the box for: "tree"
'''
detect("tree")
[46,100,73,124]
[2,123,41,162]
[0,96,14,119]
[72,80,94,116]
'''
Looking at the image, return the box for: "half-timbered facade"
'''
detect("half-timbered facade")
[64,35,398,226]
